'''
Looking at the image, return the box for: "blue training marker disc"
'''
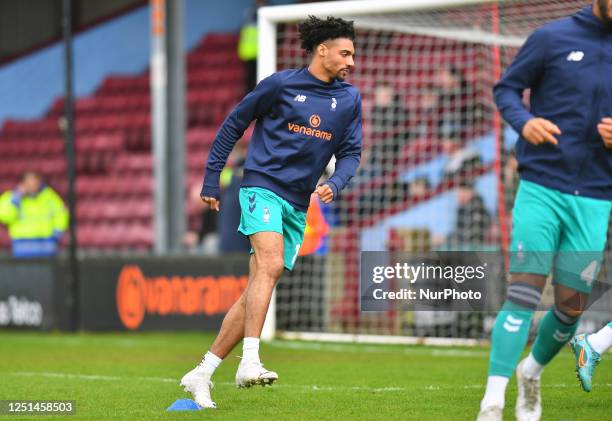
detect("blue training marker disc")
[166,398,202,411]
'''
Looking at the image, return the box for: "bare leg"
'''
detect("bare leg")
[244,232,285,338]
[209,255,256,359]
[554,284,588,317]
[180,255,260,408]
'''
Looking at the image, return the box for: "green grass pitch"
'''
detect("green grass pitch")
[0,331,609,420]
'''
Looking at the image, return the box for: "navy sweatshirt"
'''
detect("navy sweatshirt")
[494,6,612,200]
[202,68,362,211]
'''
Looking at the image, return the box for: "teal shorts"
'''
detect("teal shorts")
[510,180,612,293]
[238,187,307,271]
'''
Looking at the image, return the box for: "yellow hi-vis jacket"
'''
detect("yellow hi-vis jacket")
[238,24,258,61]
[0,186,69,257]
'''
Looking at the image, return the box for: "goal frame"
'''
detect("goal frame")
[257,0,513,342]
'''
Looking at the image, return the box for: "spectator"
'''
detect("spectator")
[218,144,250,253]
[432,66,471,141]
[408,176,431,200]
[417,65,483,155]
[238,0,267,94]
[0,171,68,258]
[427,67,483,183]
[371,82,405,133]
[183,183,218,254]
[441,143,482,182]
[447,180,491,246]
[502,149,519,208]
[358,180,410,217]
[361,82,406,180]
[184,142,254,254]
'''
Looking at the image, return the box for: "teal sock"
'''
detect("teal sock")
[531,308,579,365]
[488,300,534,377]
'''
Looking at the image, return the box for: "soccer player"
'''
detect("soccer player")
[569,320,612,392]
[477,2,612,420]
[180,16,361,409]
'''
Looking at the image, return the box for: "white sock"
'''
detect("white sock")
[587,325,612,354]
[199,351,222,375]
[242,337,260,362]
[480,376,509,409]
[521,353,544,379]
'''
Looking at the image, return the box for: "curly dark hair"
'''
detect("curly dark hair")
[298,16,355,53]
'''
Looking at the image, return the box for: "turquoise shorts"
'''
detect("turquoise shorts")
[238,187,307,271]
[510,180,612,293]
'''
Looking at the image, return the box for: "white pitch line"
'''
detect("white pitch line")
[139,376,177,383]
[10,372,409,392]
[267,340,488,357]
[13,372,122,381]
[12,372,176,383]
[13,372,612,394]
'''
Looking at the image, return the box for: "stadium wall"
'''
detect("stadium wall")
[0,259,72,331]
[0,255,250,332]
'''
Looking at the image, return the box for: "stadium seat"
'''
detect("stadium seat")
[0,227,10,249]
[0,31,268,253]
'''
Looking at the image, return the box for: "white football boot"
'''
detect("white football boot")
[180,364,216,409]
[476,405,503,421]
[235,359,278,388]
[515,359,541,421]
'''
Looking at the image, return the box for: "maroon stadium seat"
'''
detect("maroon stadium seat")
[0,31,250,252]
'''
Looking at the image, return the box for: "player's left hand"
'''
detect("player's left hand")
[597,117,612,148]
[315,184,334,204]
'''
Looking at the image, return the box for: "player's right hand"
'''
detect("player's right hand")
[597,117,612,148]
[201,196,220,211]
[522,118,561,146]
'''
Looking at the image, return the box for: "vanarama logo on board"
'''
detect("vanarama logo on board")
[116,265,247,330]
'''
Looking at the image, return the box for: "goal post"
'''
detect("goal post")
[258,0,606,343]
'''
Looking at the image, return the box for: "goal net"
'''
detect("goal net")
[260,0,611,343]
